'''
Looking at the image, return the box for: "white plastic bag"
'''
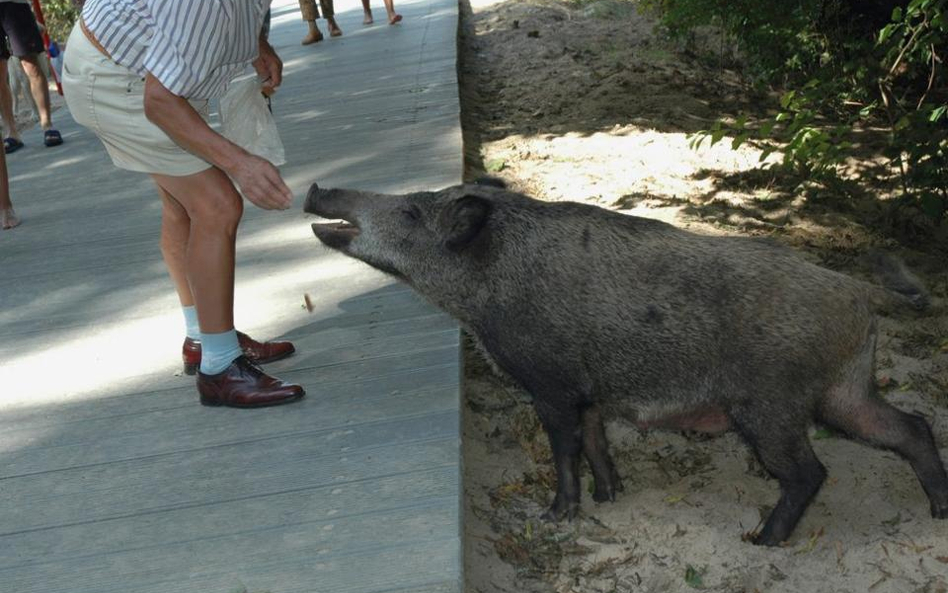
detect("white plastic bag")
[220,73,286,166]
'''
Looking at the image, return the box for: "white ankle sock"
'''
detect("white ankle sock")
[182,306,201,340]
[200,329,242,375]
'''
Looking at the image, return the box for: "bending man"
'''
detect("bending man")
[62,0,304,408]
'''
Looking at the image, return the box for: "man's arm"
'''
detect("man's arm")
[142,73,292,210]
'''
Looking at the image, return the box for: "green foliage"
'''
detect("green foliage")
[684,564,705,588]
[38,0,80,44]
[646,0,828,82]
[654,0,948,226]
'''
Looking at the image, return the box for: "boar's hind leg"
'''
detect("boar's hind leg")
[731,408,827,546]
[535,401,583,522]
[581,404,622,503]
[820,397,948,519]
[820,329,948,519]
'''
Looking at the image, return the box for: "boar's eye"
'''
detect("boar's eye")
[402,205,422,222]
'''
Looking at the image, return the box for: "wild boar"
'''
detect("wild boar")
[303,180,947,546]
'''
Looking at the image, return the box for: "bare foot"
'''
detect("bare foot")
[328,18,343,37]
[1,208,20,230]
[301,26,324,45]
[363,10,374,24]
[388,13,402,24]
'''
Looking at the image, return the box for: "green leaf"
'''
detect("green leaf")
[878,24,896,44]
[710,128,726,146]
[882,511,903,529]
[929,105,947,122]
[732,133,749,150]
[780,91,795,110]
[891,6,903,21]
[685,565,704,589]
[485,159,506,172]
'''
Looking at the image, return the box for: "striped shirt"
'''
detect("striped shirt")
[82,0,270,99]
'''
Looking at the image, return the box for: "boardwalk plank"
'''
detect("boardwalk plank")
[1,426,458,534]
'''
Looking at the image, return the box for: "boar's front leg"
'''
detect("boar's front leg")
[534,399,583,521]
[582,404,622,503]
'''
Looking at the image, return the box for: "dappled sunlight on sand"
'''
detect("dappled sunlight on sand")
[484,126,783,214]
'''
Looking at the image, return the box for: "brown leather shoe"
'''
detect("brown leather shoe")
[197,356,305,408]
[182,331,296,375]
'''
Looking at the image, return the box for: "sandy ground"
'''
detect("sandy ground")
[457,1,948,591]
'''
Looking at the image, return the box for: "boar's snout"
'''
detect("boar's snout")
[305,184,363,251]
[304,183,354,219]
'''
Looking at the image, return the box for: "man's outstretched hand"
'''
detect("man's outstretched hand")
[229,153,294,210]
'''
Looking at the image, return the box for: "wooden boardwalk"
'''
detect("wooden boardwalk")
[0,0,463,591]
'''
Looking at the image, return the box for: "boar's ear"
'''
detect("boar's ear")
[442,195,491,252]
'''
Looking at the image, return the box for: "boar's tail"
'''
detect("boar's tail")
[867,249,930,312]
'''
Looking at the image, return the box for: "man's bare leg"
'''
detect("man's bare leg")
[317,0,342,36]
[151,168,241,334]
[156,184,195,307]
[383,0,402,24]
[0,149,18,230]
[19,55,52,130]
[0,60,21,142]
[151,169,302,405]
[301,20,324,45]
[361,0,374,24]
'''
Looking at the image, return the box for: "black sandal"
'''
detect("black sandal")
[4,137,24,153]
[44,129,63,147]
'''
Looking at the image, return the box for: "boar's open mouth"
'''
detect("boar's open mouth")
[311,220,361,250]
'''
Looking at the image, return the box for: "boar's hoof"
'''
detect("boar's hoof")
[749,531,785,547]
[591,488,613,503]
[591,481,620,503]
[541,500,579,522]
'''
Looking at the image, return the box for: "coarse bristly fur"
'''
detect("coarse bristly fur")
[304,181,948,547]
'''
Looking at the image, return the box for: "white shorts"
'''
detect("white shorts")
[61,24,213,177]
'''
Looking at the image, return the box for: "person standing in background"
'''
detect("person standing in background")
[299,0,341,45]
[0,148,17,229]
[0,0,63,153]
[361,0,401,25]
